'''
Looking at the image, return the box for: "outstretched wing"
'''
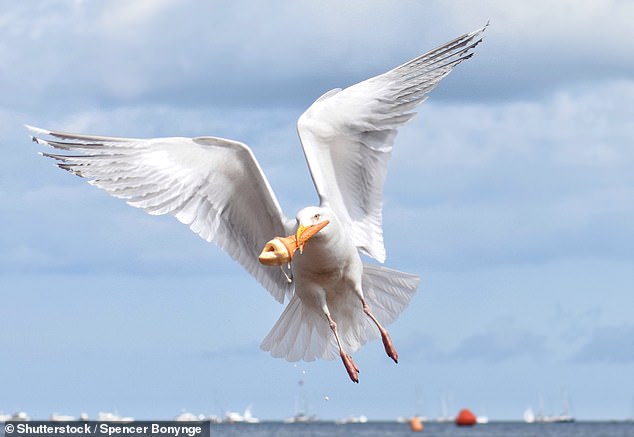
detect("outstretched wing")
[297,24,487,262]
[28,126,294,303]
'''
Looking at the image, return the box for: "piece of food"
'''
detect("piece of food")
[258,220,329,266]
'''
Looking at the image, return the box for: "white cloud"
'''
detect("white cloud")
[2,1,633,113]
[450,318,548,362]
[571,324,634,364]
[97,0,179,37]
[384,80,634,268]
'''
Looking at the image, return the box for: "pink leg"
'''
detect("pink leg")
[326,314,359,383]
[362,299,398,363]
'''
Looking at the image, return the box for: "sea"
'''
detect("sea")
[3,422,633,437]
[202,422,633,437]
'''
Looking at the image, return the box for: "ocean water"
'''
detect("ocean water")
[2,422,633,437]
[203,421,631,437]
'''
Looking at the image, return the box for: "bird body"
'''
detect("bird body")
[28,24,486,382]
[292,208,364,333]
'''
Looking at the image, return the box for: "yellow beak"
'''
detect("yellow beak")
[296,220,330,253]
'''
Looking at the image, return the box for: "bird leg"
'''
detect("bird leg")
[326,313,359,383]
[361,298,399,364]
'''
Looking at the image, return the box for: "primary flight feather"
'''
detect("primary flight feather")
[29,25,486,382]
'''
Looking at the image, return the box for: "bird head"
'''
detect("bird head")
[295,206,332,253]
[257,207,330,266]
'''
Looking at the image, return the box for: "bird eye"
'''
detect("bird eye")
[313,213,320,221]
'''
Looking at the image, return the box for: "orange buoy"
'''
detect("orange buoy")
[408,416,424,432]
[455,409,477,426]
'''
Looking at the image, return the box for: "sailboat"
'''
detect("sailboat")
[529,389,575,423]
[284,378,319,423]
[435,393,454,422]
[549,388,575,423]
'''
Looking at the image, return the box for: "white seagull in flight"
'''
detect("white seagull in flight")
[28,25,486,383]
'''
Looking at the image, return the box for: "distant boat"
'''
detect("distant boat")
[285,377,319,423]
[224,411,243,423]
[242,406,260,424]
[284,411,319,423]
[549,388,575,423]
[174,411,204,422]
[525,408,575,423]
[224,406,259,424]
[476,415,489,424]
[10,412,30,421]
[546,414,575,423]
[435,393,454,422]
[335,415,368,425]
[532,413,575,423]
[96,412,134,422]
[528,389,575,423]
[396,415,427,423]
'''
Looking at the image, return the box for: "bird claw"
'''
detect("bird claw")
[347,354,360,373]
[381,332,399,364]
[341,353,359,383]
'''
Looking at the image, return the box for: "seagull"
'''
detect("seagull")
[28,25,486,383]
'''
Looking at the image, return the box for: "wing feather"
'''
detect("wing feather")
[297,24,487,262]
[29,126,294,303]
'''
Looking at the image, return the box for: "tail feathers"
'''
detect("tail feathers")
[260,295,337,362]
[260,264,420,362]
[361,264,420,326]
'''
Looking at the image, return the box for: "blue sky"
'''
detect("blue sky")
[1,0,633,421]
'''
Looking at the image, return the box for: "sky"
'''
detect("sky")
[1,0,633,422]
